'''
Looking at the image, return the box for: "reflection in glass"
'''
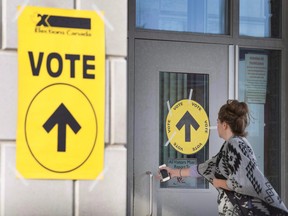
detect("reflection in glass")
[238,49,281,193]
[239,0,281,38]
[136,0,229,35]
[159,72,209,189]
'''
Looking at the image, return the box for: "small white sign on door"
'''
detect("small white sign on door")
[167,158,197,188]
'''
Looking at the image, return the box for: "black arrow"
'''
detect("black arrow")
[43,103,81,152]
[176,111,200,142]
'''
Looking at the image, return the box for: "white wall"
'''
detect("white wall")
[0,0,127,215]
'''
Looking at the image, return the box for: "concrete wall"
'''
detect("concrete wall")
[0,0,127,215]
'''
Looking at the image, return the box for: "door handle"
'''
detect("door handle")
[146,171,153,216]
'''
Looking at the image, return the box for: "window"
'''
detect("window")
[136,0,229,35]
[238,48,281,192]
[159,72,209,189]
[240,0,281,38]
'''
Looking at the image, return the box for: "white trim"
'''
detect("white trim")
[234,45,239,99]
[0,145,6,216]
[228,45,235,99]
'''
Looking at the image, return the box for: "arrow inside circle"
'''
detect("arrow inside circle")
[43,103,81,152]
[176,111,200,142]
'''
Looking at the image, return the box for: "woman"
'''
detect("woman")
[162,100,288,215]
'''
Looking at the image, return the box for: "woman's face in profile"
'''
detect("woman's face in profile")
[217,119,225,139]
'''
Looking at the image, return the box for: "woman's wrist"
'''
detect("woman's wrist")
[169,169,177,178]
[169,168,182,178]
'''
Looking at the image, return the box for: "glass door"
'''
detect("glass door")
[133,39,230,215]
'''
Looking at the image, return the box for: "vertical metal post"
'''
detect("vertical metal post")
[146,171,153,216]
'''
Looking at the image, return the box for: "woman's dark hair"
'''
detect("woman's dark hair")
[218,99,250,137]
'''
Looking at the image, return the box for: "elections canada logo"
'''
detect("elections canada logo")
[35,14,92,37]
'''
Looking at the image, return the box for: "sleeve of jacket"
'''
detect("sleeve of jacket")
[197,155,218,183]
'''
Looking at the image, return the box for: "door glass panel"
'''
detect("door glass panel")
[159,72,209,189]
[239,0,281,38]
[136,0,229,35]
[238,48,281,193]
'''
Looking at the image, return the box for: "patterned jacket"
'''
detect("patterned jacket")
[198,136,288,215]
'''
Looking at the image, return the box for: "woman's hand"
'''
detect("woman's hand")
[158,167,177,179]
[212,178,231,191]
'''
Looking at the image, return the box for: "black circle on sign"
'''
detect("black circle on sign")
[24,83,98,173]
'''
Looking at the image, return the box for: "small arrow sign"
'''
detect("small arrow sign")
[176,111,200,142]
[43,103,81,152]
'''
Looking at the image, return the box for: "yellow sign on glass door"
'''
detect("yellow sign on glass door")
[16,6,105,179]
[166,99,209,155]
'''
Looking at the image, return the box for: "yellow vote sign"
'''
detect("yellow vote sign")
[16,6,105,179]
[166,99,209,155]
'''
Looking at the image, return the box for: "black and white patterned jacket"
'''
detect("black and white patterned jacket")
[198,136,288,216]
